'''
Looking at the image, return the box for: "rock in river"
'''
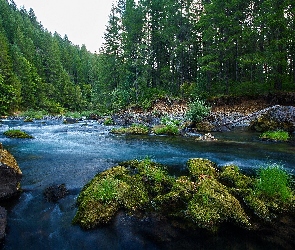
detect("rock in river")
[0,143,22,200]
[0,206,7,241]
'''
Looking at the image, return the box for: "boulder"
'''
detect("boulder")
[249,105,295,132]
[43,184,69,202]
[0,143,22,200]
[0,206,7,241]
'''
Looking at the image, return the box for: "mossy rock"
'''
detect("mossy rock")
[249,114,294,132]
[110,124,149,135]
[3,129,33,139]
[187,158,219,179]
[186,177,251,231]
[73,158,295,232]
[219,165,253,190]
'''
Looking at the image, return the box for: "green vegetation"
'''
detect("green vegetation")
[73,158,295,231]
[111,124,149,135]
[185,99,211,123]
[1,1,295,115]
[255,163,293,202]
[3,129,33,139]
[152,124,179,135]
[260,130,290,141]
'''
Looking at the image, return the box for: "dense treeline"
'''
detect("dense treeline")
[98,0,295,110]
[0,0,99,115]
[1,0,295,115]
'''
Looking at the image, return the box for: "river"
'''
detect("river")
[0,119,294,249]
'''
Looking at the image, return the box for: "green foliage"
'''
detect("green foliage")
[103,117,114,126]
[260,130,290,141]
[152,124,179,135]
[3,129,33,139]
[185,99,211,123]
[255,163,293,202]
[20,110,47,120]
[111,124,149,135]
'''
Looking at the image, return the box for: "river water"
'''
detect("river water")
[0,119,294,249]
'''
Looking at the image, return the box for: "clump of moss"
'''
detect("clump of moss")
[187,158,219,179]
[152,124,179,135]
[111,124,149,135]
[260,130,290,142]
[103,117,114,126]
[73,158,295,232]
[186,177,251,231]
[3,129,33,139]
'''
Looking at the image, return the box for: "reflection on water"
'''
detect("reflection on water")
[0,120,294,249]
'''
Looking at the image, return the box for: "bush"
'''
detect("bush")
[185,99,211,123]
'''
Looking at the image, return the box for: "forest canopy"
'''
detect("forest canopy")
[0,0,294,115]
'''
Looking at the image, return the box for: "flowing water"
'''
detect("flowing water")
[0,119,294,249]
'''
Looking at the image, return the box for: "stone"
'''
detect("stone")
[0,144,22,200]
[0,206,7,241]
[43,184,69,202]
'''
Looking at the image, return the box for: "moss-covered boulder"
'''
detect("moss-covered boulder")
[73,158,295,233]
[186,177,251,231]
[187,158,219,179]
[3,129,33,139]
[249,106,295,132]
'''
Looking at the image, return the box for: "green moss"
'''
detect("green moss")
[187,158,219,179]
[110,124,149,135]
[152,124,179,135]
[73,158,295,232]
[260,130,290,141]
[3,129,34,139]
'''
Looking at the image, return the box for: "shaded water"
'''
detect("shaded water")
[0,119,294,249]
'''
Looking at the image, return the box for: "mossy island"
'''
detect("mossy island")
[3,129,34,139]
[73,158,295,232]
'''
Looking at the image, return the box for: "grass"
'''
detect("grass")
[3,129,34,139]
[152,124,179,135]
[255,163,293,202]
[110,124,149,135]
[260,130,290,141]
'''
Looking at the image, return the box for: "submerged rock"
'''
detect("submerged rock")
[0,206,7,241]
[0,143,22,200]
[43,184,69,202]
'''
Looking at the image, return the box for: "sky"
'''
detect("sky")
[13,0,115,52]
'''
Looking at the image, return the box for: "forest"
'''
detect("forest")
[0,0,294,115]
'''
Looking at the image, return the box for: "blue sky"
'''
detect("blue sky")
[13,0,114,52]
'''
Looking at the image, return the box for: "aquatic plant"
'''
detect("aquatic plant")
[259,130,290,141]
[255,163,293,202]
[3,129,33,139]
[152,124,179,135]
[110,124,149,135]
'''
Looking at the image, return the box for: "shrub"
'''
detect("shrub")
[185,99,211,122]
[260,130,290,141]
